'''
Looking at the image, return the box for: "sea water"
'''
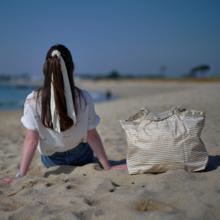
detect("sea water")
[0,85,108,110]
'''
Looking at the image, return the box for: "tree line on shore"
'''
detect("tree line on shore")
[0,64,216,82]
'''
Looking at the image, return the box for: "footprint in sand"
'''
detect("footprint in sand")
[63,178,70,183]
[95,209,105,217]
[0,199,23,212]
[95,179,118,194]
[65,184,73,190]
[135,198,173,212]
[83,197,97,207]
[74,208,104,220]
[45,182,53,187]
[74,209,94,220]
[7,180,39,197]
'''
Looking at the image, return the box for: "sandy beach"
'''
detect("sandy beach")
[0,79,220,220]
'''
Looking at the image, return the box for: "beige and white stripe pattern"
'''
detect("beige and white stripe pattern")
[120,107,208,174]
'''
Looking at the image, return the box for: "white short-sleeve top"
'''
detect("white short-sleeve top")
[21,89,100,155]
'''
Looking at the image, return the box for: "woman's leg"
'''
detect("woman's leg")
[41,143,94,168]
[66,143,94,166]
[41,152,67,168]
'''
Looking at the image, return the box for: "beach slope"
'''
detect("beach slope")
[0,80,220,220]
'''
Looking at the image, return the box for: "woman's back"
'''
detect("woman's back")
[21,89,100,155]
[0,44,120,185]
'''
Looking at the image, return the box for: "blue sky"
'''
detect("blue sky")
[0,0,219,77]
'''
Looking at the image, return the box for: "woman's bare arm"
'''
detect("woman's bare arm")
[0,129,39,184]
[87,128,111,170]
[19,129,39,176]
[87,129,127,171]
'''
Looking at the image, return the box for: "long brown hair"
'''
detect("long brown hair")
[38,44,83,132]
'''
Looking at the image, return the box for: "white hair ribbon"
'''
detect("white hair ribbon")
[50,50,76,132]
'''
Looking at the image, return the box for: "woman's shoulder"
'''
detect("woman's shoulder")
[26,90,38,99]
[24,90,38,106]
[76,89,93,103]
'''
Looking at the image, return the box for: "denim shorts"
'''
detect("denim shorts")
[41,143,94,168]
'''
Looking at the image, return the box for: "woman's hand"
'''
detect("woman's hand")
[109,164,127,170]
[0,176,17,185]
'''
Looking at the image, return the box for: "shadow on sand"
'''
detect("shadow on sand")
[43,159,127,177]
[203,155,220,172]
[44,166,77,178]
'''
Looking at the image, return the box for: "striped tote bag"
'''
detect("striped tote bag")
[120,107,208,174]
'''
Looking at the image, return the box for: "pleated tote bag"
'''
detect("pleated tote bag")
[120,107,208,174]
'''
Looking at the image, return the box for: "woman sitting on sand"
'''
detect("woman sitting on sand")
[1,44,125,184]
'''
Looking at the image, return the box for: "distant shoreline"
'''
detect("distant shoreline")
[0,84,117,111]
[79,76,220,84]
[1,76,220,88]
[0,80,41,88]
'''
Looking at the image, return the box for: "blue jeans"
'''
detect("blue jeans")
[41,143,94,168]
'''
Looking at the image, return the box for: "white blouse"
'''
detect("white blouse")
[21,90,100,155]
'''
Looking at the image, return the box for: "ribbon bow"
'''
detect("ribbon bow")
[50,50,76,132]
